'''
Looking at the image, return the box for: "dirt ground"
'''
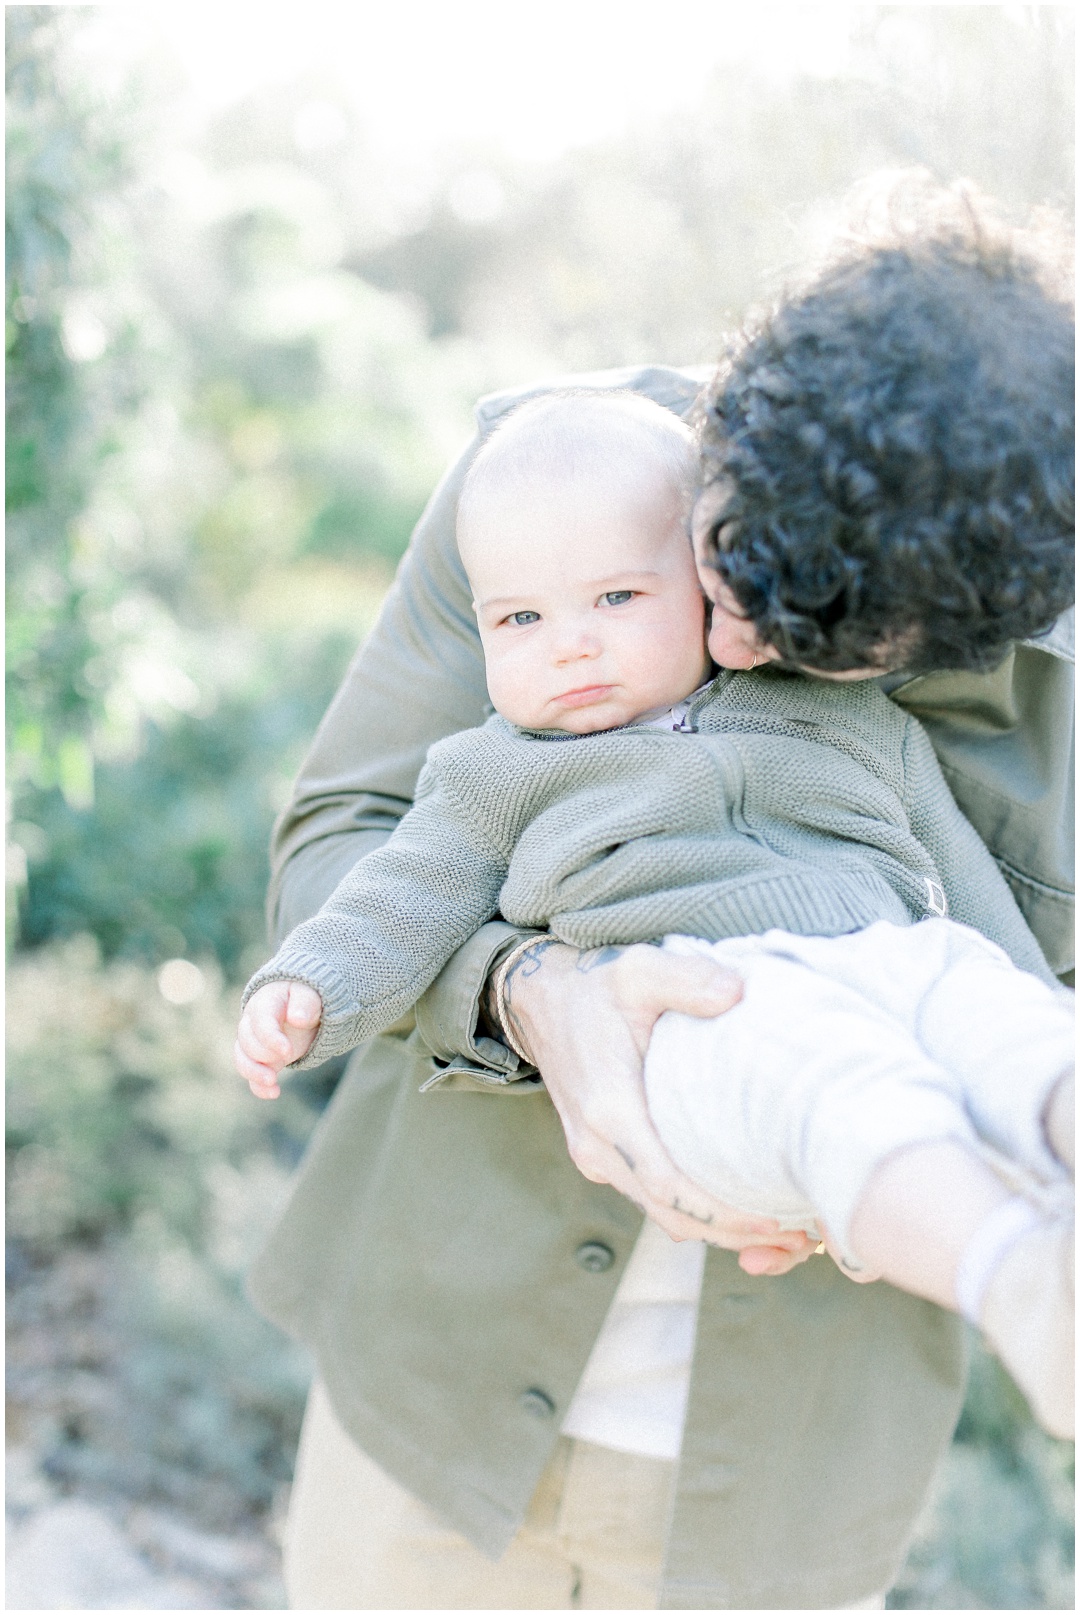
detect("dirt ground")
[7,1245,290,1610]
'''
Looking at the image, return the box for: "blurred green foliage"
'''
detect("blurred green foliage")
[7,940,315,1526]
[16,647,354,971]
[6,5,479,972]
[5,4,1074,1599]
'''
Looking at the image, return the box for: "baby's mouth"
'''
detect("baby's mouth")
[554,684,615,709]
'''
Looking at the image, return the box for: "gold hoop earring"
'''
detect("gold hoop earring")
[750,652,759,670]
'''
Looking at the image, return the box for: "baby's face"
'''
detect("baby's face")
[463,477,711,733]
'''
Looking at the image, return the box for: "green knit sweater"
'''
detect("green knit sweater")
[245,667,1053,1066]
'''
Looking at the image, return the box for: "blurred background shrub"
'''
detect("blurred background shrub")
[6,5,1073,1606]
[7,941,313,1521]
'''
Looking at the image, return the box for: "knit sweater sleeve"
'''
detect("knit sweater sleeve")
[901,717,1056,984]
[242,760,510,1068]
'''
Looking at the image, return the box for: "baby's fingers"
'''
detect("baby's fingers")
[284,982,323,1029]
[233,1038,281,1100]
[245,982,295,1057]
[237,1003,290,1067]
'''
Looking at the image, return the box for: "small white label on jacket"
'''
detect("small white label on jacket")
[925,879,948,916]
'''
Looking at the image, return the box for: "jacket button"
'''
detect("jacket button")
[575,1240,615,1273]
[519,1388,556,1419]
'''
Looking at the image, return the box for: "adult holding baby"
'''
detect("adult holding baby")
[242,180,1074,1608]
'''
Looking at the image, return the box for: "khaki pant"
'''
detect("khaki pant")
[284,1381,888,1610]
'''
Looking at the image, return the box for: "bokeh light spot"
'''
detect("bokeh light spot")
[157,958,206,1004]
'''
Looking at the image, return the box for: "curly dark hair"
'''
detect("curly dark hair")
[696,175,1074,673]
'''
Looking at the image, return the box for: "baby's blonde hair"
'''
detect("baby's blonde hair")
[458,389,697,541]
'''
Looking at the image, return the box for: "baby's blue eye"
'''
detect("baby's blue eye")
[508,610,540,626]
[601,590,634,606]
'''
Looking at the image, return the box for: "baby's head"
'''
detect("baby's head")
[458,391,710,733]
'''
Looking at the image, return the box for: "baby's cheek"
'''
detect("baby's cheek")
[483,653,540,727]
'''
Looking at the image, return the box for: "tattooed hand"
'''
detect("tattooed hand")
[496,939,817,1275]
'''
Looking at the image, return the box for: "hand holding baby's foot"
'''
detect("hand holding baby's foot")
[234,981,323,1099]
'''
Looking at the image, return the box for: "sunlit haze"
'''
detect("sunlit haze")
[78,3,859,161]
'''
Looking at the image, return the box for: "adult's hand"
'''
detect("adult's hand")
[501,940,816,1275]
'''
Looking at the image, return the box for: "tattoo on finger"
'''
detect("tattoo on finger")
[672,1195,714,1226]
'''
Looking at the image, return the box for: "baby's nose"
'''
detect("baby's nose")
[553,628,602,662]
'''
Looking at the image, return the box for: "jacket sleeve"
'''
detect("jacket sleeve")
[901,718,1058,985]
[890,612,1074,977]
[246,764,511,1067]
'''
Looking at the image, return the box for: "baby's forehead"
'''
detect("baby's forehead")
[483,453,684,511]
[516,417,683,475]
[463,394,694,509]
[462,491,692,612]
[461,445,689,555]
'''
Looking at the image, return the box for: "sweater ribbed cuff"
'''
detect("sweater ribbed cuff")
[242,947,362,1070]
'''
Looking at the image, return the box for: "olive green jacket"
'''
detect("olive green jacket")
[249,365,1074,1610]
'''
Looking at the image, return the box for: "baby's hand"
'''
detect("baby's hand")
[234,981,323,1100]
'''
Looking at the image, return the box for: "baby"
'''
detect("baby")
[236,392,1073,1437]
